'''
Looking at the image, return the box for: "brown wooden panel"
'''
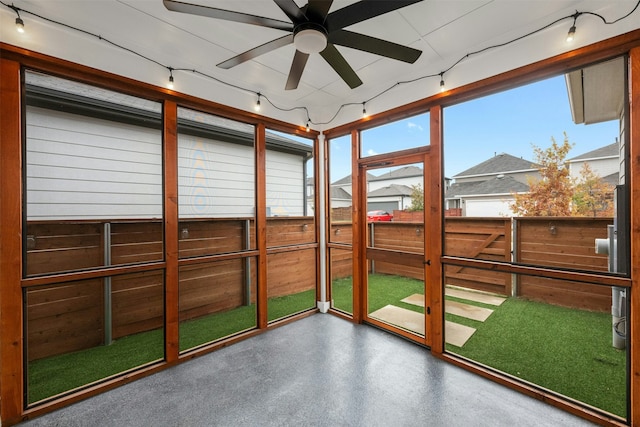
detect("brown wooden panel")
[111,271,164,338]
[178,219,248,258]
[515,217,612,272]
[111,221,163,264]
[330,248,353,280]
[266,217,316,247]
[178,259,249,322]
[26,222,103,275]
[25,279,104,361]
[518,276,611,311]
[267,248,316,298]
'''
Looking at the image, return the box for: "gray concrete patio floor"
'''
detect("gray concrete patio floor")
[19,314,594,427]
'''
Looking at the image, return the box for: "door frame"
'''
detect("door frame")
[355,146,433,347]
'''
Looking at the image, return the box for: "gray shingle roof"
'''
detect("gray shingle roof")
[454,153,537,178]
[369,166,423,181]
[368,184,414,197]
[331,187,352,199]
[446,175,529,198]
[332,172,375,186]
[569,142,618,161]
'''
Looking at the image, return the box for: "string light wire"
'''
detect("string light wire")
[1,0,638,127]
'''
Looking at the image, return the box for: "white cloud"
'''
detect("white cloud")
[407,122,424,132]
[367,149,378,156]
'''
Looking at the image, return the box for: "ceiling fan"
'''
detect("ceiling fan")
[163,0,423,90]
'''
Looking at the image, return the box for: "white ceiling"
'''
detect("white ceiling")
[1,1,638,130]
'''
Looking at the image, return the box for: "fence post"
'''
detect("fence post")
[369,222,375,274]
[103,222,113,345]
[244,219,251,306]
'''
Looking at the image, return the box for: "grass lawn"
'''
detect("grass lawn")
[332,274,627,418]
[28,289,316,404]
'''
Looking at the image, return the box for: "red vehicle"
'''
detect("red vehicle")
[367,210,393,222]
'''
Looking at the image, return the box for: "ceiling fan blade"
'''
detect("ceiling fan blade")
[305,0,334,23]
[217,34,294,69]
[329,30,422,63]
[273,0,307,23]
[285,51,310,90]
[163,0,293,31]
[320,44,363,89]
[326,0,422,32]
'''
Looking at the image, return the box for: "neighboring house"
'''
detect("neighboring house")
[367,184,414,212]
[368,165,423,192]
[567,141,620,184]
[446,153,539,217]
[330,166,424,213]
[25,79,313,221]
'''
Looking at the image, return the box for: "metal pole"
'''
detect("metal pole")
[104,222,112,345]
[245,219,251,306]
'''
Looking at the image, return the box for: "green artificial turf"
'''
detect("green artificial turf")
[28,289,316,404]
[29,275,628,418]
[447,297,627,418]
[331,274,425,315]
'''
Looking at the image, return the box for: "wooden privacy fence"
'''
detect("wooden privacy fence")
[329,217,614,312]
[514,217,612,311]
[25,217,316,361]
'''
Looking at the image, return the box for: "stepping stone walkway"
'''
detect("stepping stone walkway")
[368,287,506,348]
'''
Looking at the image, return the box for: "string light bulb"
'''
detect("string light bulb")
[167,68,174,89]
[566,12,580,43]
[566,25,576,42]
[255,93,261,112]
[15,17,24,33]
[439,73,445,92]
[362,103,368,118]
[306,120,310,132]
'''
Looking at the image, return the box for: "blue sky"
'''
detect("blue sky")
[329,74,619,182]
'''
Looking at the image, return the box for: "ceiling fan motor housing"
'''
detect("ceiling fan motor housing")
[293,22,328,54]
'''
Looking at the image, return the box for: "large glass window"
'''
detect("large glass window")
[442,57,629,420]
[266,129,316,321]
[23,71,164,404]
[177,108,258,351]
[328,134,353,314]
[361,112,430,157]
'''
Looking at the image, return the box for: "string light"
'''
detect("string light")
[566,12,580,43]
[306,119,310,132]
[167,68,174,89]
[254,93,261,112]
[8,3,24,33]
[1,0,637,126]
[15,16,24,33]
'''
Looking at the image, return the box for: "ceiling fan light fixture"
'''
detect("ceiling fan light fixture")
[294,27,327,54]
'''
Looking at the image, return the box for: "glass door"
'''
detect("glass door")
[361,155,430,345]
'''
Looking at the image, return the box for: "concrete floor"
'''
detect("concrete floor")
[21,314,594,427]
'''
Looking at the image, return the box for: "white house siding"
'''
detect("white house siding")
[464,197,513,217]
[368,176,421,192]
[266,150,306,216]
[26,106,162,220]
[178,133,255,218]
[569,157,619,181]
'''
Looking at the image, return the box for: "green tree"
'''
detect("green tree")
[572,163,615,217]
[510,134,574,216]
[407,183,424,212]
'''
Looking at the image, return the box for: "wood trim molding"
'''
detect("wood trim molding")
[163,100,179,363]
[0,58,24,425]
[628,45,640,427]
[255,123,268,329]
